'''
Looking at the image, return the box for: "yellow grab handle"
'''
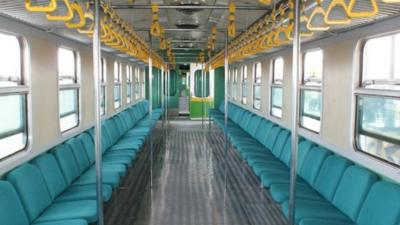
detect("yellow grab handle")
[228,22,236,38]
[307,5,330,31]
[25,0,57,13]
[150,22,161,37]
[77,12,94,34]
[65,2,86,29]
[347,0,378,18]
[324,0,351,25]
[46,0,73,21]
[259,0,272,5]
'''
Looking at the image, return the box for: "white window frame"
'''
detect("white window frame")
[300,49,324,133]
[100,57,107,116]
[0,32,29,159]
[354,32,400,167]
[270,57,284,118]
[114,61,122,109]
[253,62,262,110]
[58,47,80,133]
[126,65,133,104]
[241,65,247,105]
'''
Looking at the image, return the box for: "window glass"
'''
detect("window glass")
[0,95,27,159]
[59,89,79,132]
[273,58,284,84]
[271,87,283,118]
[135,68,140,99]
[126,65,132,103]
[362,33,400,90]
[101,86,106,116]
[101,58,106,83]
[253,63,262,110]
[304,49,323,86]
[58,48,76,85]
[356,96,400,166]
[300,90,321,132]
[0,33,21,87]
[114,62,121,82]
[100,58,106,115]
[114,62,121,109]
[242,65,247,104]
[194,70,209,97]
[233,68,238,100]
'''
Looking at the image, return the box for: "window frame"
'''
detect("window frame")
[100,57,107,116]
[253,62,262,110]
[241,65,247,105]
[270,57,284,119]
[126,64,133,104]
[57,46,80,133]
[353,33,400,167]
[113,61,122,109]
[0,32,30,159]
[300,49,324,133]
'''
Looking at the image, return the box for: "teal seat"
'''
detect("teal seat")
[31,154,113,202]
[281,165,378,223]
[6,164,98,223]
[0,181,88,225]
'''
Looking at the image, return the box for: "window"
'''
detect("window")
[241,65,247,104]
[100,58,106,116]
[114,61,121,109]
[58,47,79,132]
[135,67,140,100]
[355,33,400,166]
[253,62,262,110]
[233,68,238,100]
[194,70,209,97]
[271,58,284,118]
[300,49,323,132]
[0,33,28,159]
[141,69,145,98]
[126,65,133,104]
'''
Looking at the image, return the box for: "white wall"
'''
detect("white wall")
[0,16,146,175]
[228,16,400,182]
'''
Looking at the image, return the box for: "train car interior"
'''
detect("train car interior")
[0,0,399,225]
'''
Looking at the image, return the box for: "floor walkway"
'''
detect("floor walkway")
[105,120,287,225]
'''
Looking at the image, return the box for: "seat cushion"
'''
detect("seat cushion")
[55,184,113,203]
[299,219,354,225]
[269,182,324,203]
[34,200,97,223]
[33,219,88,225]
[73,170,120,188]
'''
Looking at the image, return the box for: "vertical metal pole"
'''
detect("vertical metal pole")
[208,63,212,131]
[288,0,301,224]
[167,67,170,125]
[224,32,229,154]
[148,34,153,189]
[92,1,104,224]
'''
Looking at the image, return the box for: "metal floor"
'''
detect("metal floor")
[104,120,287,225]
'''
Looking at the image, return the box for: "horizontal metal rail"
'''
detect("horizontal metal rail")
[112,4,271,10]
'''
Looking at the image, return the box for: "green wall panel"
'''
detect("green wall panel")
[214,67,225,109]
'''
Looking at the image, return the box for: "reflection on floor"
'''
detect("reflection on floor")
[104,120,287,225]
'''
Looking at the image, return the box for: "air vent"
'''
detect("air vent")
[173,1,205,15]
[175,19,200,29]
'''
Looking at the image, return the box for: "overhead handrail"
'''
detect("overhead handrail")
[25,0,57,12]
[324,0,351,25]
[46,0,74,21]
[65,2,85,29]
[77,11,94,34]
[307,0,330,31]
[259,0,272,5]
[347,0,378,18]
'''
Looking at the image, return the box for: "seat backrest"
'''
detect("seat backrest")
[357,181,400,225]
[262,125,281,150]
[52,144,81,185]
[279,137,292,166]
[31,153,68,200]
[218,100,225,113]
[299,146,331,185]
[66,138,91,173]
[296,140,315,170]
[248,116,262,138]
[312,155,352,201]
[0,181,30,225]
[332,165,378,221]
[6,164,52,223]
[78,132,95,164]
[255,120,273,144]
[271,129,290,157]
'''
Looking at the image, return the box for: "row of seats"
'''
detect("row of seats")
[210,101,400,225]
[0,100,163,225]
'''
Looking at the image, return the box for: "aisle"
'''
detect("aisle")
[105,120,287,225]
